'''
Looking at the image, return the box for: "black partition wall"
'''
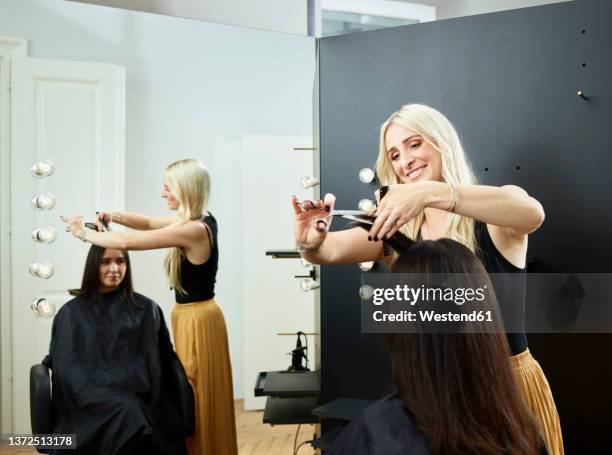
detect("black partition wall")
[318,0,612,452]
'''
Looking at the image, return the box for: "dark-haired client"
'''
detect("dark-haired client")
[329,239,548,455]
[42,246,188,455]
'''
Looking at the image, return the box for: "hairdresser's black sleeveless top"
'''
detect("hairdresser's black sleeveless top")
[175,214,218,304]
[475,221,528,355]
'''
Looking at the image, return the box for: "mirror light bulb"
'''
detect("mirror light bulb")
[359,284,375,300]
[31,193,56,210]
[32,226,57,243]
[30,160,56,178]
[358,199,376,212]
[359,261,375,272]
[301,176,319,189]
[300,278,320,292]
[359,168,375,184]
[29,262,55,279]
[31,297,56,317]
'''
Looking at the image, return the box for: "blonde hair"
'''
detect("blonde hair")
[375,104,478,258]
[163,159,210,294]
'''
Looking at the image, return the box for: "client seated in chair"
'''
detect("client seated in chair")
[39,245,190,454]
[329,239,548,455]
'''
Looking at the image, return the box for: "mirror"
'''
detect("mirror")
[0,0,316,436]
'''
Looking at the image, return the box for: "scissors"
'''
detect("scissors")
[84,218,111,232]
[298,186,388,226]
[64,218,110,233]
[298,186,413,252]
[298,204,375,225]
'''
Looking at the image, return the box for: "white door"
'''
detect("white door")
[242,135,316,410]
[10,57,125,432]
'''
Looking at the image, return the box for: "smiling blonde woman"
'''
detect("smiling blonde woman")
[292,104,563,455]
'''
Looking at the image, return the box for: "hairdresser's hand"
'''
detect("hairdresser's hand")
[61,215,86,239]
[369,183,429,241]
[291,193,336,252]
[96,211,112,231]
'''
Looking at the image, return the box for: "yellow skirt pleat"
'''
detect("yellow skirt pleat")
[172,299,238,455]
[511,349,564,455]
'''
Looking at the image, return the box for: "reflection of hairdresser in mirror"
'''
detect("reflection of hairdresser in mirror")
[292,105,562,455]
[62,159,238,455]
[330,239,549,454]
[43,245,188,454]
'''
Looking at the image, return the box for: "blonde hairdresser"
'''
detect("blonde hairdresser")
[292,104,563,455]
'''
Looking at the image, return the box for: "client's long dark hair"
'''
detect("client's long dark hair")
[77,245,135,304]
[386,239,541,455]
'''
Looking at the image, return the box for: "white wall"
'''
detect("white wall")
[0,0,315,400]
[435,0,572,20]
[66,0,310,35]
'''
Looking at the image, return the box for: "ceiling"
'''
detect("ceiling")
[393,0,447,5]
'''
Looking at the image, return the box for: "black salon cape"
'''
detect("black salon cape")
[42,290,187,455]
[329,395,550,455]
[328,395,430,455]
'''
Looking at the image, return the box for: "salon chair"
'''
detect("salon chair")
[30,358,195,454]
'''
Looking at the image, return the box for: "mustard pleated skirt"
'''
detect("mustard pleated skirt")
[172,299,238,455]
[511,349,564,455]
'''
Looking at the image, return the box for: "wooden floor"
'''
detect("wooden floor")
[0,400,318,455]
[234,400,318,455]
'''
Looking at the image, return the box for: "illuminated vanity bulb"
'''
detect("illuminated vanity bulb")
[300,257,312,268]
[31,297,56,317]
[32,226,57,243]
[29,262,55,279]
[31,193,56,210]
[359,261,375,272]
[301,176,319,189]
[359,284,375,300]
[359,168,375,184]
[300,278,320,292]
[358,199,376,212]
[29,160,56,178]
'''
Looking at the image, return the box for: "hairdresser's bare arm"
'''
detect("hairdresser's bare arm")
[300,228,385,265]
[65,216,208,252]
[372,182,544,240]
[445,184,543,269]
[445,184,544,236]
[370,182,544,268]
[452,184,543,269]
[98,211,176,230]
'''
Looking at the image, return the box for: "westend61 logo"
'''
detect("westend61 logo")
[360,274,500,332]
[371,284,488,306]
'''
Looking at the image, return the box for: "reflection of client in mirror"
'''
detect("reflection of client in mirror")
[43,246,188,454]
[293,104,562,455]
[329,239,547,455]
[62,159,237,455]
